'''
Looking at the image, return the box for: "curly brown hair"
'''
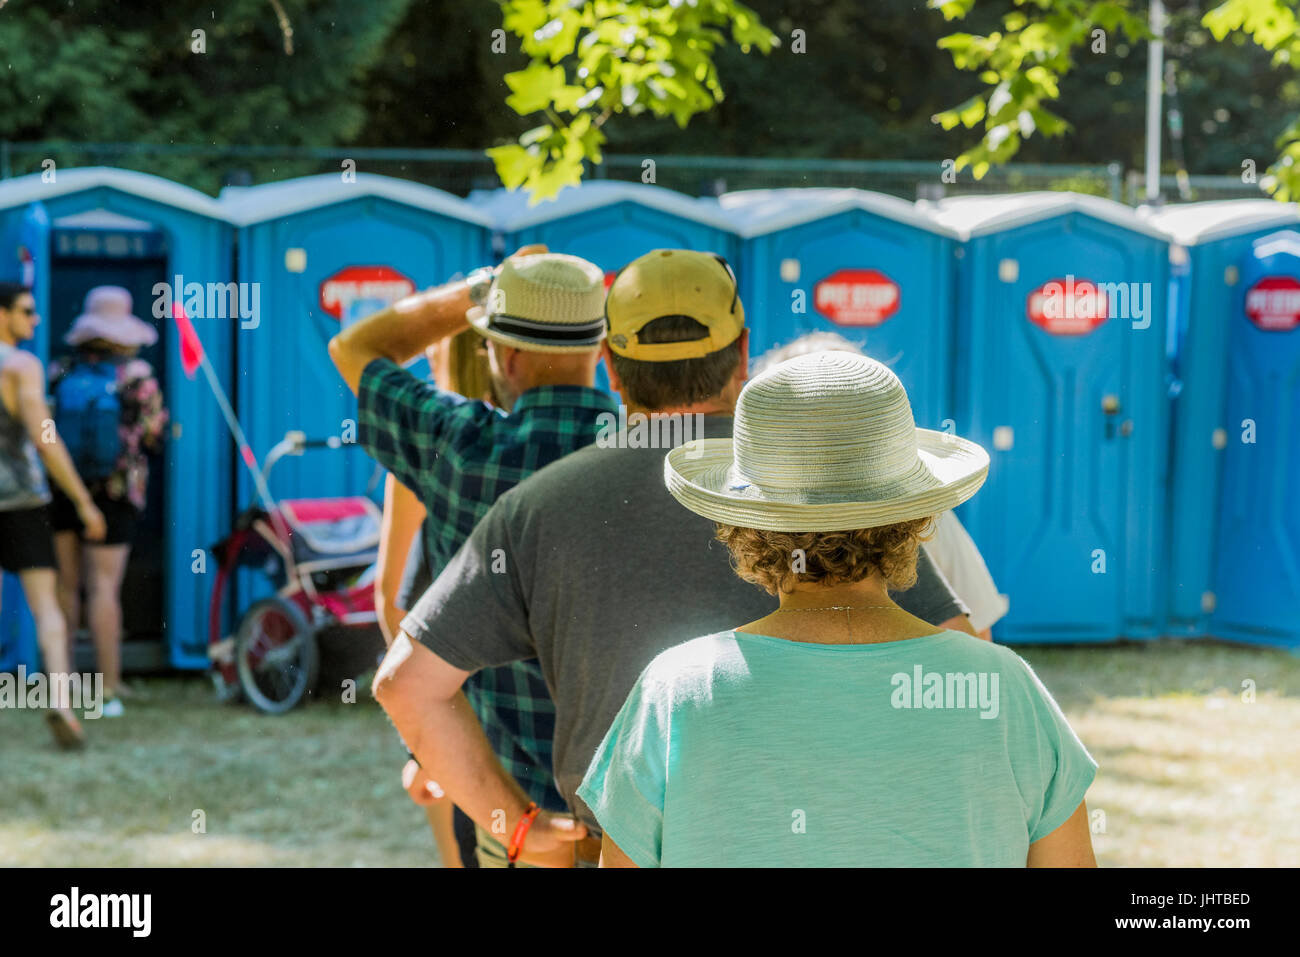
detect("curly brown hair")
[715,517,935,596]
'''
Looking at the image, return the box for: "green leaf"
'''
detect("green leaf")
[525,153,585,204]
[1029,106,1068,137]
[958,94,987,128]
[503,61,570,115]
[487,143,538,191]
[928,0,977,22]
[519,123,553,147]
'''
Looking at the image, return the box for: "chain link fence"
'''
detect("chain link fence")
[1122,170,1273,205]
[0,140,1268,206]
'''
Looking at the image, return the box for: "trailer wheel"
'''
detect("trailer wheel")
[234,597,319,715]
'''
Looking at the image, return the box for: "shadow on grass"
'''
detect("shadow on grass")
[1005,638,1300,710]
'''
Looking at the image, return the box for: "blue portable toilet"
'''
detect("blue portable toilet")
[0,167,235,671]
[716,188,961,430]
[1141,201,1300,642]
[929,192,1171,644]
[1211,229,1300,648]
[477,180,740,271]
[220,174,494,508]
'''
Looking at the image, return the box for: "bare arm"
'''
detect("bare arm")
[1027,800,1097,867]
[9,355,95,508]
[327,243,547,395]
[599,834,641,868]
[327,283,477,396]
[375,474,426,645]
[372,633,585,866]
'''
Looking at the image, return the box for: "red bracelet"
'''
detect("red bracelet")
[506,802,540,863]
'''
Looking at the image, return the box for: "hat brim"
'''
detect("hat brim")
[664,430,989,532]
[64,314,158,348]
[466,306,605,355]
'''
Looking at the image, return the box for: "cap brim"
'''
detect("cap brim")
[465,305,604,355]
[664,430,989,532]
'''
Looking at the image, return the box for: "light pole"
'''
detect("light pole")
[1145,0,1166,202]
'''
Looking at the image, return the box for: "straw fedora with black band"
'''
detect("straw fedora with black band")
[664,351,989,532]
[465,253,607,354]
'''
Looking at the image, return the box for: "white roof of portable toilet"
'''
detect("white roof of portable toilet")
[51,209,157,231]
[219,173,494,228]
[922,191,1168,242]
[0,166,226,219]
[1138,199,1300,246]
[713,187,959,239]
[471,180,738,234]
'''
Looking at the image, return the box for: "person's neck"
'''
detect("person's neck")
[735,577,938,646]
[622,395,736,418]
[776,579,895,611]
[0,328,17,348]
[514,370,595,394]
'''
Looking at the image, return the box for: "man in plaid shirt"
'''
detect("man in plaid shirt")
[329,244,616,867]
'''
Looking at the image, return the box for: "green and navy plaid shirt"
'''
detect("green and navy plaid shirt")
[358,357,617,811]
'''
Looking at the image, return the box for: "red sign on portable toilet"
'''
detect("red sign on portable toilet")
[1026,277,1109,335]
[318,265,416,320]
[813,269,901,326]
[1244,276,1300,331]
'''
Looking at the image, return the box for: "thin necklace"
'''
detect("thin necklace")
[776,604,896,613]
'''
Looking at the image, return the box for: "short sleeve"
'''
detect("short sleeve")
[576,666,671,868]
[893,545,969,626]
[399,495,536,672]
[1013,656,1098,843]
[357,357,470,492]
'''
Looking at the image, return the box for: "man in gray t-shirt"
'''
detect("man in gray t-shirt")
[402,415,968,833]
[382,250,971,865]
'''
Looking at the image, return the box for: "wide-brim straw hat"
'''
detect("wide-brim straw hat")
[664,351,989,532]
[64,285,158,348]
[466,253,607,354]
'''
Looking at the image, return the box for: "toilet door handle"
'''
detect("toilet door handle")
[1102,395,1122,439]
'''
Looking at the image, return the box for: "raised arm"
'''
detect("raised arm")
[328,243,547,394]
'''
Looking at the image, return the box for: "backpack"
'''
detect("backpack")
[53,359,123,482]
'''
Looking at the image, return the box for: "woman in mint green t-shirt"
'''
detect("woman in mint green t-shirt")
[578,351,1097,868]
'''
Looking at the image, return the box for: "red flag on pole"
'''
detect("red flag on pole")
[171,301,204,378]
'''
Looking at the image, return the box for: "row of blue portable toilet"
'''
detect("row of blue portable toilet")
[718,188,1172,645]
[1142,201,1300,650]
[2,169,1297,672]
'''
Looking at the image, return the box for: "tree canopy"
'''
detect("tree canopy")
[0,0,1296,198]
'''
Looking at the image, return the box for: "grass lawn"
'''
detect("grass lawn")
[2,638,1298,867]
[0,672,439,867]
